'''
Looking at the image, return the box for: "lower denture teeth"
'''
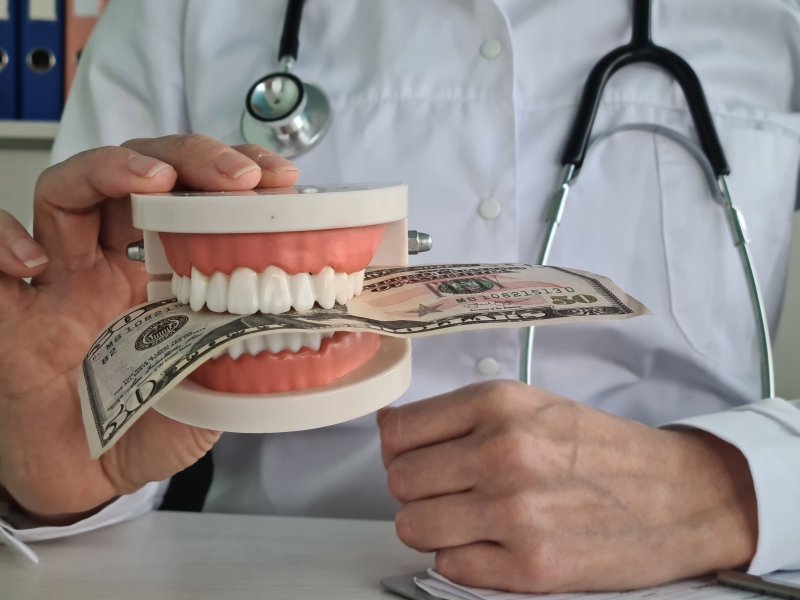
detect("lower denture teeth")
[285,331,304,352]
[244,336,264,356]
[172,266,366,314]
[212,331,335,359]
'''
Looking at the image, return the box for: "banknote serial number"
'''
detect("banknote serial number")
[453,287,583,302]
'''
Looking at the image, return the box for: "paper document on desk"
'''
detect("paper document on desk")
[414,569,765,600]
[78,264,649,458]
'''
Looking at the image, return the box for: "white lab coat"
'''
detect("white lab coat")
[4,0,800,575]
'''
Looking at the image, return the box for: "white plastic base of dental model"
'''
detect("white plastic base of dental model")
[154,337,411,433]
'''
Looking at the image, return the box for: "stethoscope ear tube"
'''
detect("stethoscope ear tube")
[522,0,773,397]
[560,0,729,177]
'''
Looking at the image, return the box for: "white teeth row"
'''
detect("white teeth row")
[172,266,366,314]
[211,331,336,360]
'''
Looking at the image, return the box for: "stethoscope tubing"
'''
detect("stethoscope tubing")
[248,0,774,399]
[520,125,775,400]
[562,0,728,176]
[521,0,774,400]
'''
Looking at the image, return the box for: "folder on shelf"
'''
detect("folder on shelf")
[18,0,64,120]
[65,0,106,100]
[0,0,17,119]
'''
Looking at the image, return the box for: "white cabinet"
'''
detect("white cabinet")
[0,120,59,148]
[0,122,53,228]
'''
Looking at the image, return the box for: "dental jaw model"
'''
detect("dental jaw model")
[130,185,417,432]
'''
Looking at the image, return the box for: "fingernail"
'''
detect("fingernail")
[215,151,260,179]
[257,153,299,175]
[11,237,48,268]
[128,155,172,178]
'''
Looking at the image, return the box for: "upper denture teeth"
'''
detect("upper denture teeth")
[190,267,209,312]
[172,267,366,315]
[350,271,364,298]
[314,266,336,309]
[175,275,190,304]
[260,266,292,314]
[206,272,229,312]
[183,276,193,304]
[228,268,259,314]
[289,273,315,312]
[334,272,349,305]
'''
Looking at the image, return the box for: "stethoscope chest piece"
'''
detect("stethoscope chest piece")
[241,70,331,158]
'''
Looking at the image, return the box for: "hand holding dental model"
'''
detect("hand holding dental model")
[0,136,760,592]
[75,150,647,454]
[0,136,298,520]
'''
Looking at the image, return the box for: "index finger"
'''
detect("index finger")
[34,146,178,273]
[379,383,483,466]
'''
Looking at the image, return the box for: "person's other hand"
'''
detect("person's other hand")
[379,380,758,592]
[0,136,298,523]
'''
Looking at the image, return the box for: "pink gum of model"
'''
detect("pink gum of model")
[160,224,388,277]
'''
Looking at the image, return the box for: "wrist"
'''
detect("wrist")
[668,430,758,573]
[1,482,116,527]
[16,498,117,527]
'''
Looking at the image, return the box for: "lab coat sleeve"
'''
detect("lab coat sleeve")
[51,0,191,162]
[669,397,800,574]
[0,481,168,543]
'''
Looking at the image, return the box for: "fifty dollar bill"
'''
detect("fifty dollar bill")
[79,264,649,457]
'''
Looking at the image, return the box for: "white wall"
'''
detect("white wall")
[0,147,798,399]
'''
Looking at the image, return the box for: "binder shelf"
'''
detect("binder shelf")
[0,120,59,148]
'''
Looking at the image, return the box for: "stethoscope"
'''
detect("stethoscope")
[241,0,330,158]
[242,0,775,400]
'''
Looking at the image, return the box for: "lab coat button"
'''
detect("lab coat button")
[480,39,503,59]
[478,197,502,220]
[477,357,500,376]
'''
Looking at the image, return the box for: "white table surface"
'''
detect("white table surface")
[0,511,432,600]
